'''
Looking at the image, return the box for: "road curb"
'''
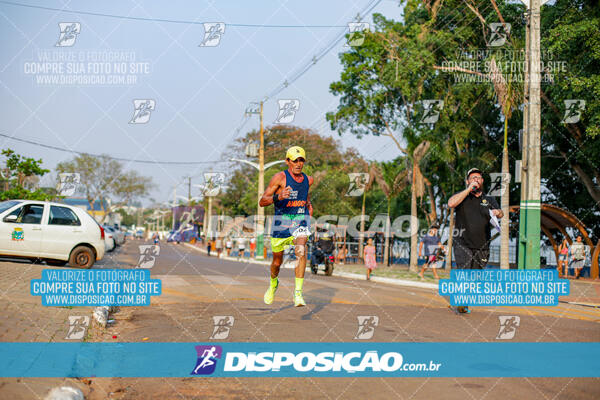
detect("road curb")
[333,271,439,290]
[182,242,438,290]
[182,243,271,266]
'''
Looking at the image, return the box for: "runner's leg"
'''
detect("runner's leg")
[271,251,283,278]
[293,235,308,306]
[264,251,283,305]
[294,235,307,279]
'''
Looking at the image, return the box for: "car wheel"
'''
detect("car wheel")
[69,246,95,269]
[46,259,67,267]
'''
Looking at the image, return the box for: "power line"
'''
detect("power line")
[0,0,348,28]
[225,0,383,140]
[264,0,382,101]
[235,0,381,142]
[0,133,226,165]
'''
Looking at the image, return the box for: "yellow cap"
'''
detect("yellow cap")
[285,146,306,161]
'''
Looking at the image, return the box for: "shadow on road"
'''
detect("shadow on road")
[301,286,337,320]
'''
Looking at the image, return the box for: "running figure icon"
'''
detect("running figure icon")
[192,346,219,374]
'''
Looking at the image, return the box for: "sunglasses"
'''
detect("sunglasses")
[288,158,305,163]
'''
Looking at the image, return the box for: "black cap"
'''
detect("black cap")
[466,168,483,180]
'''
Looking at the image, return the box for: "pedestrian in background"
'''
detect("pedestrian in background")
[418,224,442,280]
[447,168,503,314]
[215,236,223,259]
[336,244,347,265]
[238,237,246,260]
[226,238,233,256]
[207,239,212,257]
[557,238,569,277]
[250,237,257,258]
[364,238,376,280]
[570,235,586,279]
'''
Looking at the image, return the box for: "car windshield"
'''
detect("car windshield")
[0,200,22,214]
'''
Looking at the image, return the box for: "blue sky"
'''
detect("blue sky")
[0,0,404,204]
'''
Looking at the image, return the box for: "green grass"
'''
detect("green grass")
[335,263,448,283]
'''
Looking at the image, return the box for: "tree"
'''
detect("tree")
[372,160,408,265]
[1,148,49,188]
[56,154,154,219]
[112,171,154,208]
[329,0,600,270]
[357,161,376,259]
[0,149,51,200]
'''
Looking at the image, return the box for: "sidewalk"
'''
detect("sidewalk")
[0,261,95,342]
[184,241,600,307]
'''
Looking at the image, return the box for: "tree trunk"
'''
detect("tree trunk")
[446,209,455,270]
[501,146,510,269]
[409,162,419,272]
[384,199,390,266]
[425,180,437,223]
[202,198,208,236]
[88,198,96,219]
[359,190,366,261]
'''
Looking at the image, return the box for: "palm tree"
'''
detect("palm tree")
[489,46,520,269]
[357,161,375,259]
[373,161,409,266]
[409,141,430,272]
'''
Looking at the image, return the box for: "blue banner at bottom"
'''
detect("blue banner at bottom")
[1,342,598,377]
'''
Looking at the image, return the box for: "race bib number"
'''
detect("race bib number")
[292,226,311,238]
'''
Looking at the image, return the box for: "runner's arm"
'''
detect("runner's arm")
[307,176,314,216]
[259,172,284,207]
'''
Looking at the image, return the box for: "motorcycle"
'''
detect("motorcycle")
[310,242,335,276]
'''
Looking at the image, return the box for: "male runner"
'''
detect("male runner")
[259,146,313,307]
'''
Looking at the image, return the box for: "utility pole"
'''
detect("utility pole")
[242,101,274,259]
[206,194,213,240]
[171,186,177,231]
[518,0,542,269]
[257,101,266,259]
[187,176,192,203]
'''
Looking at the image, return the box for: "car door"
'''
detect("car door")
[0,203,45,257]
[40,205,82,259]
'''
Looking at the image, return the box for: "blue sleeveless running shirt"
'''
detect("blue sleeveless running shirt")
[271,170,310,238]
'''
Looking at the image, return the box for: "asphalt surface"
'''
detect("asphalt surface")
[1,240,599,399]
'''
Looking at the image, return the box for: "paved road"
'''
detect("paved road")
[1,240,599,399]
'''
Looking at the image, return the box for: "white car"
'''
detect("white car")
[104,225,125,246]
[0,200,105,268]
[104,230,116,252]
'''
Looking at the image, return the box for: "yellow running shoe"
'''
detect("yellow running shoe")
[263,280,278,305]
[294,290,306,307]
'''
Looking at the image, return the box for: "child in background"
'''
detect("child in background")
[364,238,377,280]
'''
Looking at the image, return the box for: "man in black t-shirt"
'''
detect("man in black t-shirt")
[447,168,504,313]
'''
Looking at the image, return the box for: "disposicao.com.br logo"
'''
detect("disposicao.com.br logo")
[191,346,442,376]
